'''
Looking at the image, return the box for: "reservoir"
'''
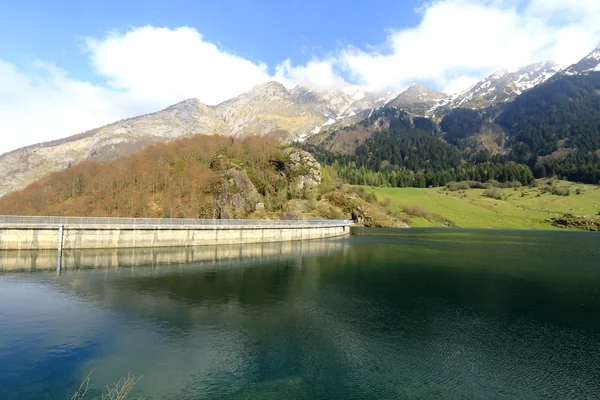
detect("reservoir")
[1,229,599,399]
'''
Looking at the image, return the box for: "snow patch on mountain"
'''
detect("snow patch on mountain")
[562,47,600,75]
[447,62,560,110]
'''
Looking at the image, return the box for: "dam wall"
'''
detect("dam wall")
[0,216,352,251]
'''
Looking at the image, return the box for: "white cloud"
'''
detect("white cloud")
[337,0,600,93]
[0,26,283,154]
[0,60,123,154]
[442,75,481,96]
[274,59,347,91]
[83,26,273,108]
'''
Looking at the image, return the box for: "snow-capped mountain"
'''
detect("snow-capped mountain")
[563,47,600,75]
[446,62,561,111]
[386,83,449,116]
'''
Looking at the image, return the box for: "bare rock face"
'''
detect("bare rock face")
[282,147,322,193]
[210,148,324,219]
[212,160,262,219]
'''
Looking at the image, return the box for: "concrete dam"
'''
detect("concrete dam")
[0,216,353,251]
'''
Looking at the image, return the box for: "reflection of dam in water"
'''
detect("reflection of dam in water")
[0,238,350,272]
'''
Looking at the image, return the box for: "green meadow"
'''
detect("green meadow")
[367,180,600,229]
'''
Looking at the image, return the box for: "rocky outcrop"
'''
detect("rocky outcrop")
[549,214,600,231]
[325,191,409,228]
[282,147,322,193]
[211,148,324,220]
[214,168,262,219]
[207,147,406,226]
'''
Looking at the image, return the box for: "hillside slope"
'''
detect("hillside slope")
[0,135,405,227]
[369,180,600,230]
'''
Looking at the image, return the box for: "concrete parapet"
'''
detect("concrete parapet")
[0,222,352,250]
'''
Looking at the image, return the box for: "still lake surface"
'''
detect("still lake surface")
[1,229,599,399]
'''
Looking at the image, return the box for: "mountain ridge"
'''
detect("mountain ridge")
[2,45,600,197]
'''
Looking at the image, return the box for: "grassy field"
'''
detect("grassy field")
[367,180,600,229]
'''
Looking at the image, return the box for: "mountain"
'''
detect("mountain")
[300,106,535,189]
[0,82,383,197]
[288,85,387,138]
[497,71,600,158]
[0,98,215,197]
[210,81,328,140]
[303,49,600,188]
[3,45,600,198]
[386,83,449,116]
[305,107,418,154]
[445,62,561,110]
[563,47,600,76]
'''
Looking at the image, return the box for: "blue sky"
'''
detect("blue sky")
[1,0,600,153]
[0,0,420,82]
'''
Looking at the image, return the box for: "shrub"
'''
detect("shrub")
[498,181,522,188]
[365,192,378,203]
[403,204,433,220]
[391,210,411,224]
[483,188,504,200]
[575,189,582,195]
[552,186,570,196]
[466,181,490,189]
[447,181,470,191]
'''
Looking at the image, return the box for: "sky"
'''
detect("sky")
[1,0,600,154]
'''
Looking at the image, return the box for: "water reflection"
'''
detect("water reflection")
[0,238,349,272]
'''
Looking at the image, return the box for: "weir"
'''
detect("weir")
[0,216,353,251]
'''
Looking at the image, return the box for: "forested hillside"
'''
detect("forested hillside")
[0,135,408,227]
[495,72,600,183]
[301,107,534,188]
[302,72,600,187]
[498,72,600,156]
[0,136,286,218]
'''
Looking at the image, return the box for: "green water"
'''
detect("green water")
[1,229,599,399]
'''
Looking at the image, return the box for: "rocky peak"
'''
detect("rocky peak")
[165,98,207,111]
[289,85,321,104]
[387,82,449,116]
[563,46,600,75]
[247,81,290,100]
[397,83,446,101]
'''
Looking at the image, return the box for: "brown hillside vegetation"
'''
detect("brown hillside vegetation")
[0,134,407,226]
[0,135,290,218]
